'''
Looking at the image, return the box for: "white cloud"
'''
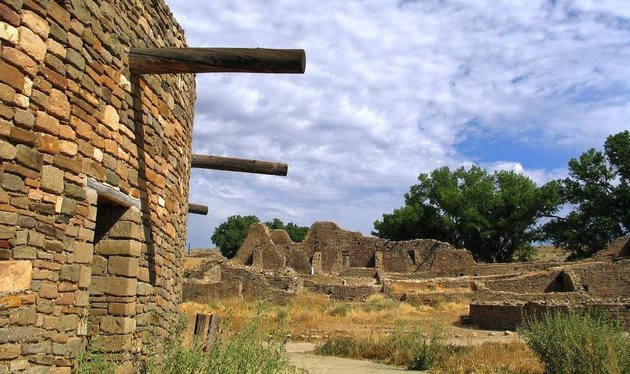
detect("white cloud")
[163,0,630,246]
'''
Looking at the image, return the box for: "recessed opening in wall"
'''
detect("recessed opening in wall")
[407,250,416,264]
[342,251,350,268]
[94,198,128,244]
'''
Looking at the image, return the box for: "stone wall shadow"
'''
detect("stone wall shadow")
[131,75,157,285]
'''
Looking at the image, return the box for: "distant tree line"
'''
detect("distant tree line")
[211,216,308,258]
[373,130,630,262]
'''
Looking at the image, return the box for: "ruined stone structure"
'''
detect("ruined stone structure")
[0,1,195,371]
[219,223,630,329]
[233,221,474,276]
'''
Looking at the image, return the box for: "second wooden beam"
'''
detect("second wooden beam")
[191,154,288,176]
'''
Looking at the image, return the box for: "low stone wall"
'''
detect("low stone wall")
[470,300,630,330]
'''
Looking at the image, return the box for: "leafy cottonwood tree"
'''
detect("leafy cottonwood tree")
[543,130,630,258]
[211,215,259,258]
[373,166,561,262]
[264,218,309,242]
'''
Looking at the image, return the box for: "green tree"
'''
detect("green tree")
[373,166,561,262]
[211,215,259,258]
[264,218,309,242]
[543,130,630,258]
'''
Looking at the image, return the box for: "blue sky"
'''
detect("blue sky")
[162,0,630,247]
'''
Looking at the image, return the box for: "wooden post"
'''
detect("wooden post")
[191,154,288,176]
[129,48,306,74]
[188,203,209,215]
[205,314,221,351]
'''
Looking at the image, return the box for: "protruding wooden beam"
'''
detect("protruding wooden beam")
[191,154,288,176]
[129,48,306,74]
[188,203,208,215]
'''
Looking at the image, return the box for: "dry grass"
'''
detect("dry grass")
[180,292,468,339]
[430,342,544,374]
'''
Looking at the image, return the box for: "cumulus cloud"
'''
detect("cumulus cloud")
[163,0,630,247]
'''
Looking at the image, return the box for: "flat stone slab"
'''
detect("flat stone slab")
[0,260,32,293]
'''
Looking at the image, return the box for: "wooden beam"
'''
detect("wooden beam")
[129,48,306,74]
[188,203,208,215]
[87,178,141,209]
[191,154,288,176]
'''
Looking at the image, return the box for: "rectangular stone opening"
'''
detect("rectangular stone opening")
[87,197,139,362]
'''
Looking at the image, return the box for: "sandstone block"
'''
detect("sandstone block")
[0,343,20,359]
[57,314,79,332]
[0,138,17,160]
[0,211,17,226]
[59,264,80,282]
[37,283,59,299]
[48,89,71,120]
[0,326,42,343]
[9,306,37,325]
[12,245,36,259]
[0,4,20,26]
[15,144,43,170]
[102,105,120,131]
[0,22,18,44]
[93,335,132,353]
[35,111,60,135]
[94,240,141,257]
[89,276,137,297]
[1,173,23,191]
[0,260,32,292]
[100,316,136,334]
[108,256,139,277]
[108,302,136,317]
[74,290,89,306]
[73,242,93,264]
[18,26,47,61]
[22,341,51,354]
[0,61,24,91]
[41,165,64,193]
[108,221,141,239]
[21,10,49,38]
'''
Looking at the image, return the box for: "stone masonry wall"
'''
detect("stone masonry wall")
[0,0,195,372]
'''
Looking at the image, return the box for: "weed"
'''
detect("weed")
[146,312,295,374]
[315,322,447,369]
[76,339,118,374]
[329,304,350,316]
[519,309,630,374]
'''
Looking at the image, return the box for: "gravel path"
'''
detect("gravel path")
[287,342,427,374]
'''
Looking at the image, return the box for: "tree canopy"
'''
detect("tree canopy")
[212,216,309,258]
[265,218,309,242]
[542,130,630,258]
[373,166,561,262]
[211,215,259,258]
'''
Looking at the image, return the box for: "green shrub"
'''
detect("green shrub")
[361,294,399,312]
[330,304,350,316]
[76,339,118,374]
[519,309,630,374]
[146,313,295,374]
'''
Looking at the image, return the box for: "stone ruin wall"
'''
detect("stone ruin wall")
[227,223,630,328]
[233,221,475,276]
[0,0,195,372]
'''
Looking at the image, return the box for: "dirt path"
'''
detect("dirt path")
[287,342,427,374]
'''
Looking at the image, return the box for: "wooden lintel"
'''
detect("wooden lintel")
[191,154,288,176]
[188,203,209,216]
[129,48,306,74]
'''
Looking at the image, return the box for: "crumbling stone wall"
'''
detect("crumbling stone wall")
[233,221,474,275]
[470,300,630,330]
[0,0,195,372]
